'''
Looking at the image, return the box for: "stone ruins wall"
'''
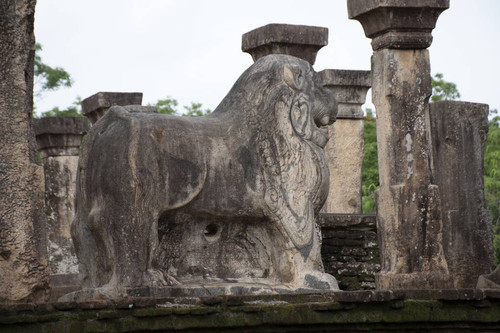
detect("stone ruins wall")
[320,214,380,290]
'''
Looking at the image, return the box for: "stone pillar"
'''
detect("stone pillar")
[0,0,50,301]
[82,92,144,124]
[34,117,90,290]
[319,70,371,213]
[242,24,328,65]
[429,101,493,288]
[348,0,454,289]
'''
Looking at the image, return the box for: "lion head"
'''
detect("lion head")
[217,54,338,250]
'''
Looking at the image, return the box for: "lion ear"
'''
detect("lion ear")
[283,64,304,91]
[290,99,309,136]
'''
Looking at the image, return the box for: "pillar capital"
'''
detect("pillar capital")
[34,117,90,158]
[347,0,449,50]
[82,92,143,124]
[242,24,328,65]
[318,69,371,119]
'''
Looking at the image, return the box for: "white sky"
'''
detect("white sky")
[34,1,500,116]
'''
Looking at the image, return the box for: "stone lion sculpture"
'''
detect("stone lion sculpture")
[72,54,339,294]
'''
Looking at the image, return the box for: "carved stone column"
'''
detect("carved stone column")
[430,101,494,288]
[82,92,145,124]
[242,24,328,65]
[348,0,453,289]
[0,0,50,301]
[34,117,90,290]
[319,70,371,213]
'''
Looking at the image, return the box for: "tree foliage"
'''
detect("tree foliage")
[151,97,211,116]
[36,97,82,118]
[361,109,378,213]
[485,109,500,264]
[431,73,460,102]
[34,43,73,98]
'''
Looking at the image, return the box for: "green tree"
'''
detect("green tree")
[151,97,211,116]
[38,97,82,118]
[485,109,500,264]
[153,97,179,115]
[183,102,211,117]
[362,108,379,213]
[431,73,460,102]
[34,43,73,98]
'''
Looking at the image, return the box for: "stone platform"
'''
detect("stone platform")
[2,289,500,332]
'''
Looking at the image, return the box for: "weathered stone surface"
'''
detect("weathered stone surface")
[122,105,158,113]
[347,0,449,50]
[0,0,50,301]
[319,70,371,214]
[4,291,500,331]
[320,214,380,290]
[71,55,339,298]
[322,120,364,214]
[35,117,90,288]
[371,49,452,290]
[430,101,493,288]
[34,117,90,157]
[242,24,328,65]
[81,92,143,124]
[478,265,500,289]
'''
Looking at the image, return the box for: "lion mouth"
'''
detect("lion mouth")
[311,126,329,148]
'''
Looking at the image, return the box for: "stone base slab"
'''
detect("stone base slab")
[59,283,338,302]
[376,272,454,290]
[2,289,500,332]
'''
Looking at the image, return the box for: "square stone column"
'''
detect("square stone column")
[82,92,144,124]
[348,0,453,289]
[242,24,328,65]
[34,117,90,291]
[319,70,371,214]
[0,0,50,302]
[429,101,494,288]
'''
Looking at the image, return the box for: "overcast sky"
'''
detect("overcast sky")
[34,1,500,116]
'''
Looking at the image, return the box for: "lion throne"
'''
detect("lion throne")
[71,54,339,297]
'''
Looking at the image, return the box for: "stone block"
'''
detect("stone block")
[81,92,143,124]
[430,101,494,288]
[242,24,328,65]
[347,0,449,50]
